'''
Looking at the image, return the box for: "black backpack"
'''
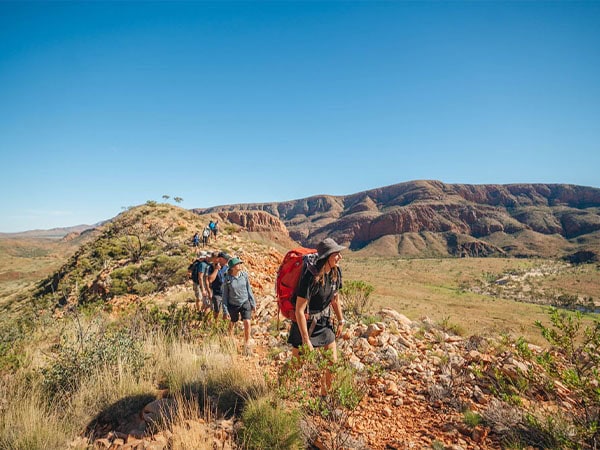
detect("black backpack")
[189,260,201,282]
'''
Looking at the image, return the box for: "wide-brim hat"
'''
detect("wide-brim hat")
[316,238,346,260]
[227,257,243,269]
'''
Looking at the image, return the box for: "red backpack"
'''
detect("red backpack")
[275,247,318,321]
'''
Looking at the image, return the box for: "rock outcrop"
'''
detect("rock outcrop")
[214,210,288,234]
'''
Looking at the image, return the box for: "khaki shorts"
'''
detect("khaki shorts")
[193,282,202,301]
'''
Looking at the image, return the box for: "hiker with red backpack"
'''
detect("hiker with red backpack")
[286,238,347,393]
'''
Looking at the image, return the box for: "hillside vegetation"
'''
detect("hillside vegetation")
[1,202,599,449]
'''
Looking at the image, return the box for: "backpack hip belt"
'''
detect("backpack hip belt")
[307,308,330,335]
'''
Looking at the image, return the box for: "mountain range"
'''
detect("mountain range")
[195,180,600,261]
[4,180,599,262]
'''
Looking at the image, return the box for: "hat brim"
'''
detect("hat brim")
[317,244,346,260]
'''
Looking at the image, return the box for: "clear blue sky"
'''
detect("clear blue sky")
[1,1,599,232]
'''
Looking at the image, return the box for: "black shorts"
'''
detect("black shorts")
[287,316,335,349]
[228,301,252,322]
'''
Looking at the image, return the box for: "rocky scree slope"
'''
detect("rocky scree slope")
[195,180,600,260]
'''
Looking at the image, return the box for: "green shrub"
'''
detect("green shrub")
[238,396,302,449]
[340,280,374,319]
[438,316,465,336]
[41,322,146,400]
[463,410,482,428]
[142,303,200,339]
[0,317,30,372]
[534,308,600,448]
[133,281,157,296]
[331,366,364,410]
[109,255,188,297]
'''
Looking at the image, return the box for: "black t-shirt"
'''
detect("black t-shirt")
[208,264,228,296]
[296,267,343,314]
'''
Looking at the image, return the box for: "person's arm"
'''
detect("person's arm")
[245,273,256,309]
[331,293,345,337]
[207,263,220,283]
[222,276,229,316]
[202,266,211,296]
[200,265,209,296]
[295,296,312,351]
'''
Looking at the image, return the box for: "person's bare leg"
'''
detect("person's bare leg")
[321,341,338,395]
[243,319,251,344]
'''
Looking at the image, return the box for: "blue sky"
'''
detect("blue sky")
[1,1,599,232]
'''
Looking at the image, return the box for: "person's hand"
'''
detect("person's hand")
[336,320,346,338]
[301,342,314,353]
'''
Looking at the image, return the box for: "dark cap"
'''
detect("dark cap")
[217,252,231,261]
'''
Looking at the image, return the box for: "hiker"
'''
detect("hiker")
[192,232,200,247]
[196,251,211,313]
[188,251,210,312]
[210,220,219,241]
[206,251,231,320]
[222,257,256,353]
[288,238,346,393]
[201,226,210,247]
[208,220,215,241]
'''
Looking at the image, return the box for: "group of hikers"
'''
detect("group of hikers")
[191,220,219,248]
[187,237,348,392]
[188,249,256,353]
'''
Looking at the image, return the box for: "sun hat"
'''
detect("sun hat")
[316,238,346,261]
[227,257,243,269]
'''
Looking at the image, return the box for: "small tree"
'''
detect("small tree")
[162,195,170,201]
[174,197,183,203]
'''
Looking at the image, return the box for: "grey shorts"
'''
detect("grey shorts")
[228,301,252,322]
[212,295,223,313]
